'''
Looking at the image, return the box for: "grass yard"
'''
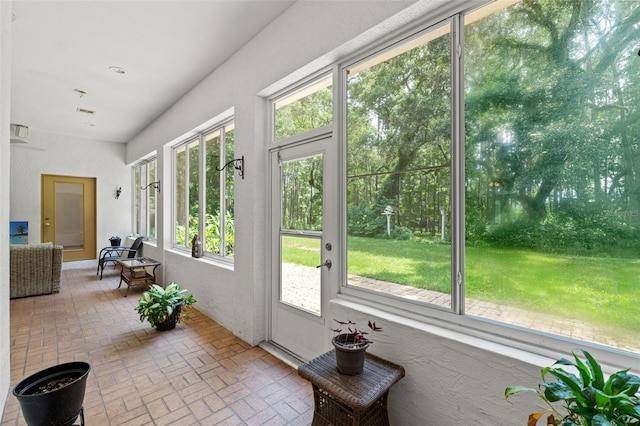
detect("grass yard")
[282,235,640,334]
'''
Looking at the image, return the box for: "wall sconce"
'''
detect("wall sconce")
[216,155,245,179]
[115,187,122,199]
[141,181,161,192]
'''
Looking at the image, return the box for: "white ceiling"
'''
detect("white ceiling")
[10,0,295,143]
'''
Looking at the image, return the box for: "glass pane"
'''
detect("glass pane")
[133,166,141,235]
[346,23,452,309]
[281,235,321,315]
[281,155,323,231]
[274,76,332,140]
[175,146,187,245]
[55,182,84,249]
[464,0,640,353]
[205,130,221,254]
[188,140,200,245]
[148,160,156,239]
[224,124,235,257]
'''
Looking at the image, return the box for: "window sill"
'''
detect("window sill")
[167,247,234,271]
[331,296,640,372]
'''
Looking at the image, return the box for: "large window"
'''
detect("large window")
[463,0,640,353]
[346,22,453,310]
[173,120,235,260]
[132,158,157,240]
[342,0,640,355]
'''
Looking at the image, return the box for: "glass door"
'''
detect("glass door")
[269,133,335,361]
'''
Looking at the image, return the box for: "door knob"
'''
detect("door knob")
[44,222,50,227]
[316,259,332,270]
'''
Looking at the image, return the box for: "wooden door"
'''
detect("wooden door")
[42,174,96,261]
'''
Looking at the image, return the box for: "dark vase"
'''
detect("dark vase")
[155,304,182,331]
[332,334,370,375]
[13,361,91,426]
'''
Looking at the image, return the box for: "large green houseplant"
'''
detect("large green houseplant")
[505,350,640,425]
[135,282,196,330]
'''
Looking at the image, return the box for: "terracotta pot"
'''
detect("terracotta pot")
[332,334,370,375]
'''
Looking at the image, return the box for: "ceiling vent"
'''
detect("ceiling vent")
[76,108,95,115]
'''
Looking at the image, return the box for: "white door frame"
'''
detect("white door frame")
[266,127,338,361]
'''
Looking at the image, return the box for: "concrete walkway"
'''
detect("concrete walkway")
[283,263,640,354]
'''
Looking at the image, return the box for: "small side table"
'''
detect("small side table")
[117,257,161,297]
[298,350,405,426]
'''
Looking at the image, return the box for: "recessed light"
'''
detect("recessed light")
[108,66,126,75]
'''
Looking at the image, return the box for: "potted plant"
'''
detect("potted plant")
[331,319,383,375]
[135,282,196,331]
[505,349,640,425]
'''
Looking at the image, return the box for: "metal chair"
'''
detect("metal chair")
[96,236,144,279]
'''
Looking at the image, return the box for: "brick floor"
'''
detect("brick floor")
[2,268,314,426]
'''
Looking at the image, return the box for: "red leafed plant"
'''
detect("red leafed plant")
[331,319,383,347]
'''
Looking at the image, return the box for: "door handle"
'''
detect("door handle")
[316,259,332,270]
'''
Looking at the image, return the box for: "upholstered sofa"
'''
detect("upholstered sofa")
[9,243,63,298]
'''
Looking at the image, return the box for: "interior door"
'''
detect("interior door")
[42,174,96,261]
[269,133,335,361]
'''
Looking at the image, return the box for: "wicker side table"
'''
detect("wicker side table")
[298,350,405,426]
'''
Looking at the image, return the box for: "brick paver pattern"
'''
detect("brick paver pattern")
[2,268,314,426]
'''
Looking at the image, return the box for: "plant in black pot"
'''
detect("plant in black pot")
[135,282,196,331]
[331,319,383,375]
[505,349,640,425]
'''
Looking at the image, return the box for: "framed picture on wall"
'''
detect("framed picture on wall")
[10,221,28,244]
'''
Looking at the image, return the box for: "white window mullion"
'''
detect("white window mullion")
[451,14,465,315]
[199,134,206,251]
[219,128,227,257]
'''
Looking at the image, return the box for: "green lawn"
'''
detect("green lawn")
[282,235,640,333]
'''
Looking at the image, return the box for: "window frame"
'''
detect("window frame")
[332,0,638,368]
[171,118,235,264]
[131,156,157,241]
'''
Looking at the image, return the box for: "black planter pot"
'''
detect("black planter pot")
[155,304,182,331]
[332,334,370,375]
[13,361,91,426]
[109,237,121,247]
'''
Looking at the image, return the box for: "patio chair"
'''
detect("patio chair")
[96,236,144,280]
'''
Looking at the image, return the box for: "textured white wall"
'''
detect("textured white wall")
[0,1,12,419]
[9,130,130,256]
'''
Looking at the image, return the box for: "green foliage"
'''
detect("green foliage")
[135,282,196,328]
[175,210,235,255]
[505,350,640,425]
[390,226,413,240]
[477,210,640,255]
[347,202,387,237]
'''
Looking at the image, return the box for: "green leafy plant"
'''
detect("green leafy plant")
[135,282,196,328]
[331,319,383,348]
[505,350,640,425]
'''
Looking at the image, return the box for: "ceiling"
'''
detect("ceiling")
[9,0,295,144]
